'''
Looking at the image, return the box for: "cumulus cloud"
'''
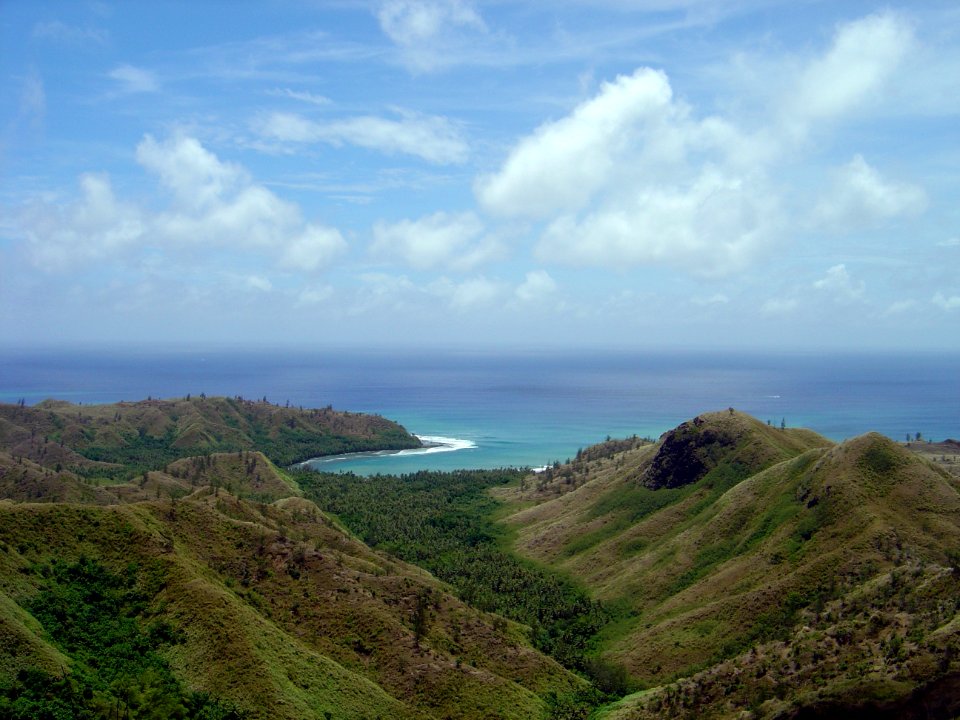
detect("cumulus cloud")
[21,173,144,270]
[515,270,557,303]
[244,275,273,292]
[137,134,247,212]
[445,276,502,309]
[813,264,865,301]
[933,293,960,311]
[537,167,777,276]
[371,211,497,270]
[280,226,347,272]
[761,297,798,316]
[257,110,468,164]
[377,0,486,72]
[109,64,159,93]
[785,12,913,133]
[296,285,334,307]
[477,67,778,276]
[813,155,926,231]
[18,135,345,276]
[692,293,730,306]
[476,68,676,219]
[883,299,916,315]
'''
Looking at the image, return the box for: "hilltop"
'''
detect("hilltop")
[3,402,959,718]
[0,399,582,718]
[0,396,420,486]
[497,410,960,717]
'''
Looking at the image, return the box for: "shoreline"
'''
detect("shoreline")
[297,434,478,469]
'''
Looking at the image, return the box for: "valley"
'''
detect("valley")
[1,399,958,718]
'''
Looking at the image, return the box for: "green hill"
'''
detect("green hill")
[498,410,960,717]
[4,401,959,718]
[0,397,586,718]
[0,472,581,719]
[0,396,421,480]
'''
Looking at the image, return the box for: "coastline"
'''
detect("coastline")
[297,434,478,470]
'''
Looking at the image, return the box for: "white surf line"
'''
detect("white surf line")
[296,434,477,467]
[393,435,478,456]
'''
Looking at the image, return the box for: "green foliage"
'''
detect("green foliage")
[1,557,243,719]
[665,538,739,595]
[0,398,421,481]
[296,468,612,671]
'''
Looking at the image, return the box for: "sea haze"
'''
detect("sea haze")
[1,349,956,475]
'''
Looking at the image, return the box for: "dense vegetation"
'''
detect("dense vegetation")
[296,468,628,697]
[0,558,240,719]
[0,397,420,480]
[3,403,958,719]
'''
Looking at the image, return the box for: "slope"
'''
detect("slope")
[0,396,421,480]
[0,467,582,718]
[499,411,960,716]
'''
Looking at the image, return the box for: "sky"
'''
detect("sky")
[1,0,958,352]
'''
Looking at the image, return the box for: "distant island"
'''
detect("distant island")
[1,400,958,719]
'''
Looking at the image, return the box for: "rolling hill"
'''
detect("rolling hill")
[0,396,421,481]
[498,410,960,717]
[3,399,958,719]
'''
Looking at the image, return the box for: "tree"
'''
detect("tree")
[412,590,431,645]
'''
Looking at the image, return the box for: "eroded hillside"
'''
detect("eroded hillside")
[0,467,582,719]
[498,410,960,717]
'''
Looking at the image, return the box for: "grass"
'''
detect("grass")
[0,484,584,719]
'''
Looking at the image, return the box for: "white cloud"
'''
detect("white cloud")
[536,167,777,276]
[785,12,913,132]
[445,276,502,310]
[279,225,347,272]
[296,285,334,307]
[938,237,960,248]
[21,173,144,270]
[377,0,486,72]
[932,293,960,311]
[349,272,418,316]
[761,297,798,316]
[32,20,107,44]
[476,68,676,219]
[477,66,778,276]
[18,135,345,276]
[813,155,926,231]
[692,293,729,306]
[813,264,864,301]
[268,88,331,105]
[257,110,468,164]
[244,275,273,292]
[20,69,46,124]
[109,64,159,93]
[883,299,916,315]
[371,211,497,271]
[515,270,557,303]
[136,134,247,212]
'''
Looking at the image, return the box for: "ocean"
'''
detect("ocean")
[1,349,956,475]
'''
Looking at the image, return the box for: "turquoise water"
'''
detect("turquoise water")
[1,349,957,475]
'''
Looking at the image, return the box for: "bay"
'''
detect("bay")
[1,349,956,475]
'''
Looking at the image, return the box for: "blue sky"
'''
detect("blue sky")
[1,0,958,351]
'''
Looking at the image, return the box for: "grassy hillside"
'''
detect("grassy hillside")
[0,396,421,480]
[498,410,960,717]
[4,401,958,719]
[0,474,582,718]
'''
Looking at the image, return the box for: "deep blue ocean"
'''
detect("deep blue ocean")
[1,349,956,475]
